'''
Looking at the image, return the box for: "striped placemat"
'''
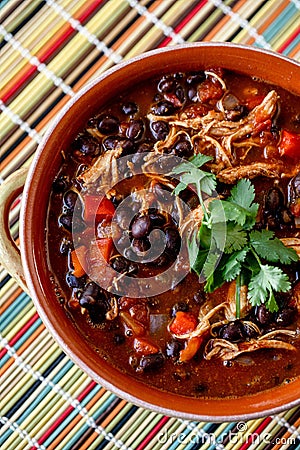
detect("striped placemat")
[1,1,300,449]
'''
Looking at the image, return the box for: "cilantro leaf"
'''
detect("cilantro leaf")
[228,178,255,208]
[221,248,249,281]
[250,230,298,264]
[203,252,224,293]
[223,222,248,254]
[189,153,214,168]
[171,153,296,316]
[173,181,189,196]
[247,264,291,312]
[171,155,217,197]
[224,179,259,228]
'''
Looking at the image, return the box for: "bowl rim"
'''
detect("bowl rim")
[20,42,300,422]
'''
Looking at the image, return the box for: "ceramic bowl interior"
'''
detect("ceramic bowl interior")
[20,43,300,421]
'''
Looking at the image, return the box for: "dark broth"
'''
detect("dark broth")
[47,68,300,398]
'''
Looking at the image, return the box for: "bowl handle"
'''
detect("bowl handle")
[0,167,30,295]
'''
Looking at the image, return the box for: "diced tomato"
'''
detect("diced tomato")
[169,311,198,336]
[120,311,145,336]
[84,195,115,223]
[279,129,300,160]
[163,93,182,108]
[253,119,271,135]
[244,95,265,110]
[129,303,149,326]
[134,337,159,355]
[182,104,210,119]
[197,79,223,103]
[71,246,87,277]
[94,238,113,263]
[290,200,300,218]
[179,336,203,363]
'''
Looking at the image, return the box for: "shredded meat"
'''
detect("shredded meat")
[217,162,282,184]
[79,147,123,191]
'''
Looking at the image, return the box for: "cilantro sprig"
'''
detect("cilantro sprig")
[172,155,298,316]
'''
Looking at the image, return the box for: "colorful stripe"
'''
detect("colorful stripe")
[1,0,300,449]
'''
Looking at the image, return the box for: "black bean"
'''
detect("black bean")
[122,102,138,115]
[193,290,206,304]
[139,353,164,372]
[79,294,96,309]
[219,320,245,342]
[126,119,144,140]
[66,272,85,288]
[165,227,181,256]
[63,190,78,211]
[102,136,121,151]
[149,211,166,228]
[166,340,184,358]
[131,215,152,239]
[52,175,69,192]
[243,322,259,339]
[59,213,73,231]
[275,307,296,326]
[72,134,101,156]
[175,85,185,103]
[225,105,247,121]
[132,237,151,253]
[150,121,169,141]
[255,305,274,325]
[97,114,120,135]
[187,87,198,102]
[88,300,108,323]
[83,281,101,298]
[102,136,135,154]
[265,188,284,213]
[111,255,138,274]
[171,301,189,317]
[186,72,205,84]
[157,77,177,93]
[151,101,175,116]
[172,138,192,157]
[122,139,136,155]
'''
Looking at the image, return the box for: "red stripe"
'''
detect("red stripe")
[1,0,104,103]
[277,26,300,53]
[135,416,170,450]
[0,312,40,358]
[158,0,208,47]
[30,380,97,449]
[238,417,272,450]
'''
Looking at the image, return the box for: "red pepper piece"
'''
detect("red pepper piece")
[71,246,87,277]
[169,311,198,335]
[84,195,115,223]
[197,79,223,103]
[279,129,300,160]
[290,201,300,218]
[179,336,203,363]
[244,95,265,110]
[134,337,159,355]
[94,238,113,263]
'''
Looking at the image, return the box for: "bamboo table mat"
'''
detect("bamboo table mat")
[1,1,300,449]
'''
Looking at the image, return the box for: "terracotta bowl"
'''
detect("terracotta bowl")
[1,43,300,422]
